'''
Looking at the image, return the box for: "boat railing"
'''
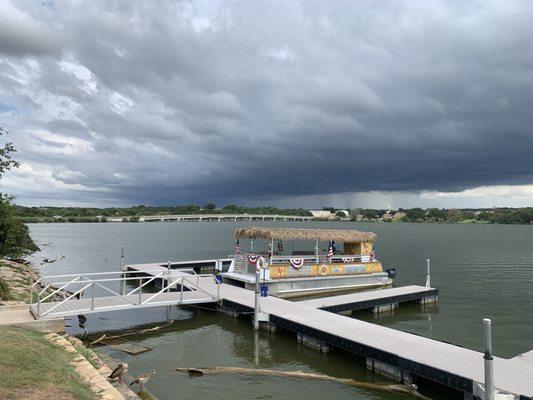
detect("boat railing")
[236,253,373,265]
[269,254,372,264]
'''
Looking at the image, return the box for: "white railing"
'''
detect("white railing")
[267,254,373,265]
[30,270,218,319]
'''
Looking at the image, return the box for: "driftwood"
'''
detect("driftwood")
[89,320,175,345]
[175,367,431,399]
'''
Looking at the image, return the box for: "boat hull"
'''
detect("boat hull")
[222,272,393,299]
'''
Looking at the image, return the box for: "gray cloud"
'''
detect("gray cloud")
[0,0,64,57]
[1,0,533,206]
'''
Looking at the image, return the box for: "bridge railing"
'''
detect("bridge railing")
[30,270,218,319]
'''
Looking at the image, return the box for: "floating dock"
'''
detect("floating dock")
[33,267,533,399]
[298,284,438,313]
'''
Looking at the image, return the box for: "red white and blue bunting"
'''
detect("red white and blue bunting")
[247,254,258,265]
[290,258,304,270]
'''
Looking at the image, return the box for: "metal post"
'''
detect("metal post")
[180,278,184,302]
[217,279,220,300]
[315,239,319,263]
[167,261,171,293]
[91,282,95,311]
[483,318,494,400]
[29,280,33,305]
[425,258,431,288]
[120,245,125,294]
[251,240,254,252]
[254,266,260,330]
[270,238,274,264]
[138,278,142,304]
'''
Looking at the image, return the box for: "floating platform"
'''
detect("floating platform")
[298,285,438,313]
[33,267,533,399]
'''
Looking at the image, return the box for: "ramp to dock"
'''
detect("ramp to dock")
[29,291,216,319]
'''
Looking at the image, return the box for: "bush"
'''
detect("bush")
[0,277,12,300]
[0,195,39,258]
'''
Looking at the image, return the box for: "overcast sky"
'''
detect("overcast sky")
[1,0,533,209]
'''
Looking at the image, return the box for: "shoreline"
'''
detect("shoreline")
[0,259,152,399]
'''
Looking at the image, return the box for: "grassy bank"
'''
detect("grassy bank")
[0,260,34,303]
[0,327,96,400]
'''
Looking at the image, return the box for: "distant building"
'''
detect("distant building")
[309,210,334,219]
[53,215,63,219]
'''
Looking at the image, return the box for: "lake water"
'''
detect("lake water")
[28,222,533,400]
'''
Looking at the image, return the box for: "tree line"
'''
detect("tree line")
[331,207,533,224]
[15,203,313,223]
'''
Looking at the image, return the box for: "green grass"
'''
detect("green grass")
[0,277,13,300]
[75,344,100,370]
[0,327,97,400]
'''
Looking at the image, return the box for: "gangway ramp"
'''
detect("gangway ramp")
[29,270,217,319]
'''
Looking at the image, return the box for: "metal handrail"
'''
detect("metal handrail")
[39,276,82,303]
[40,282,93,317]
[93,282,138,305]
[32,270,221,318]
[141,276,217,306]
[126,272,165,296]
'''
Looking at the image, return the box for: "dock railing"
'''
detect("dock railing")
[30,270,218,319]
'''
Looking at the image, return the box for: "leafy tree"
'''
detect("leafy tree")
[204,203,216,210]
[0,127,19,175]
[427,208,447,221]
[405,208,426,221]
[0,127,39,258]
[362,209,378,220]
[0,195,39,258]
[447,209,463,222]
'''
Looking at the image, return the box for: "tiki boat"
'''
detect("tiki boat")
[223,227,396,298]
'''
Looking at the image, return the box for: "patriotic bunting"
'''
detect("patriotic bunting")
[289,258,304,269]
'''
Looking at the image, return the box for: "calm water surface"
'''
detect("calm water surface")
[28,222,533,400]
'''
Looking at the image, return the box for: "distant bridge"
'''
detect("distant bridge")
[138,214,312,222]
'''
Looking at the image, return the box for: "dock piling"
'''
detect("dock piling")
[425,258,431,288]
[483,318,495,400]
[254,266,260,330]
[167,261,171,293]
[120,245,125,294]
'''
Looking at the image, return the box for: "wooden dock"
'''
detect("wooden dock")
[34,266,533,399]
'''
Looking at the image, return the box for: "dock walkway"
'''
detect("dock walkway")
[299,285,438,313]
[33,268,533,398]
[207,276,533,398]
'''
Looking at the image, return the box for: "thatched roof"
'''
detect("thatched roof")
[235,227,376,243]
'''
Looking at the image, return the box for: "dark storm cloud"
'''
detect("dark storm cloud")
[2,0,533,205]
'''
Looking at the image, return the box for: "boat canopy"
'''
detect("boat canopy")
[234,227,376,243]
